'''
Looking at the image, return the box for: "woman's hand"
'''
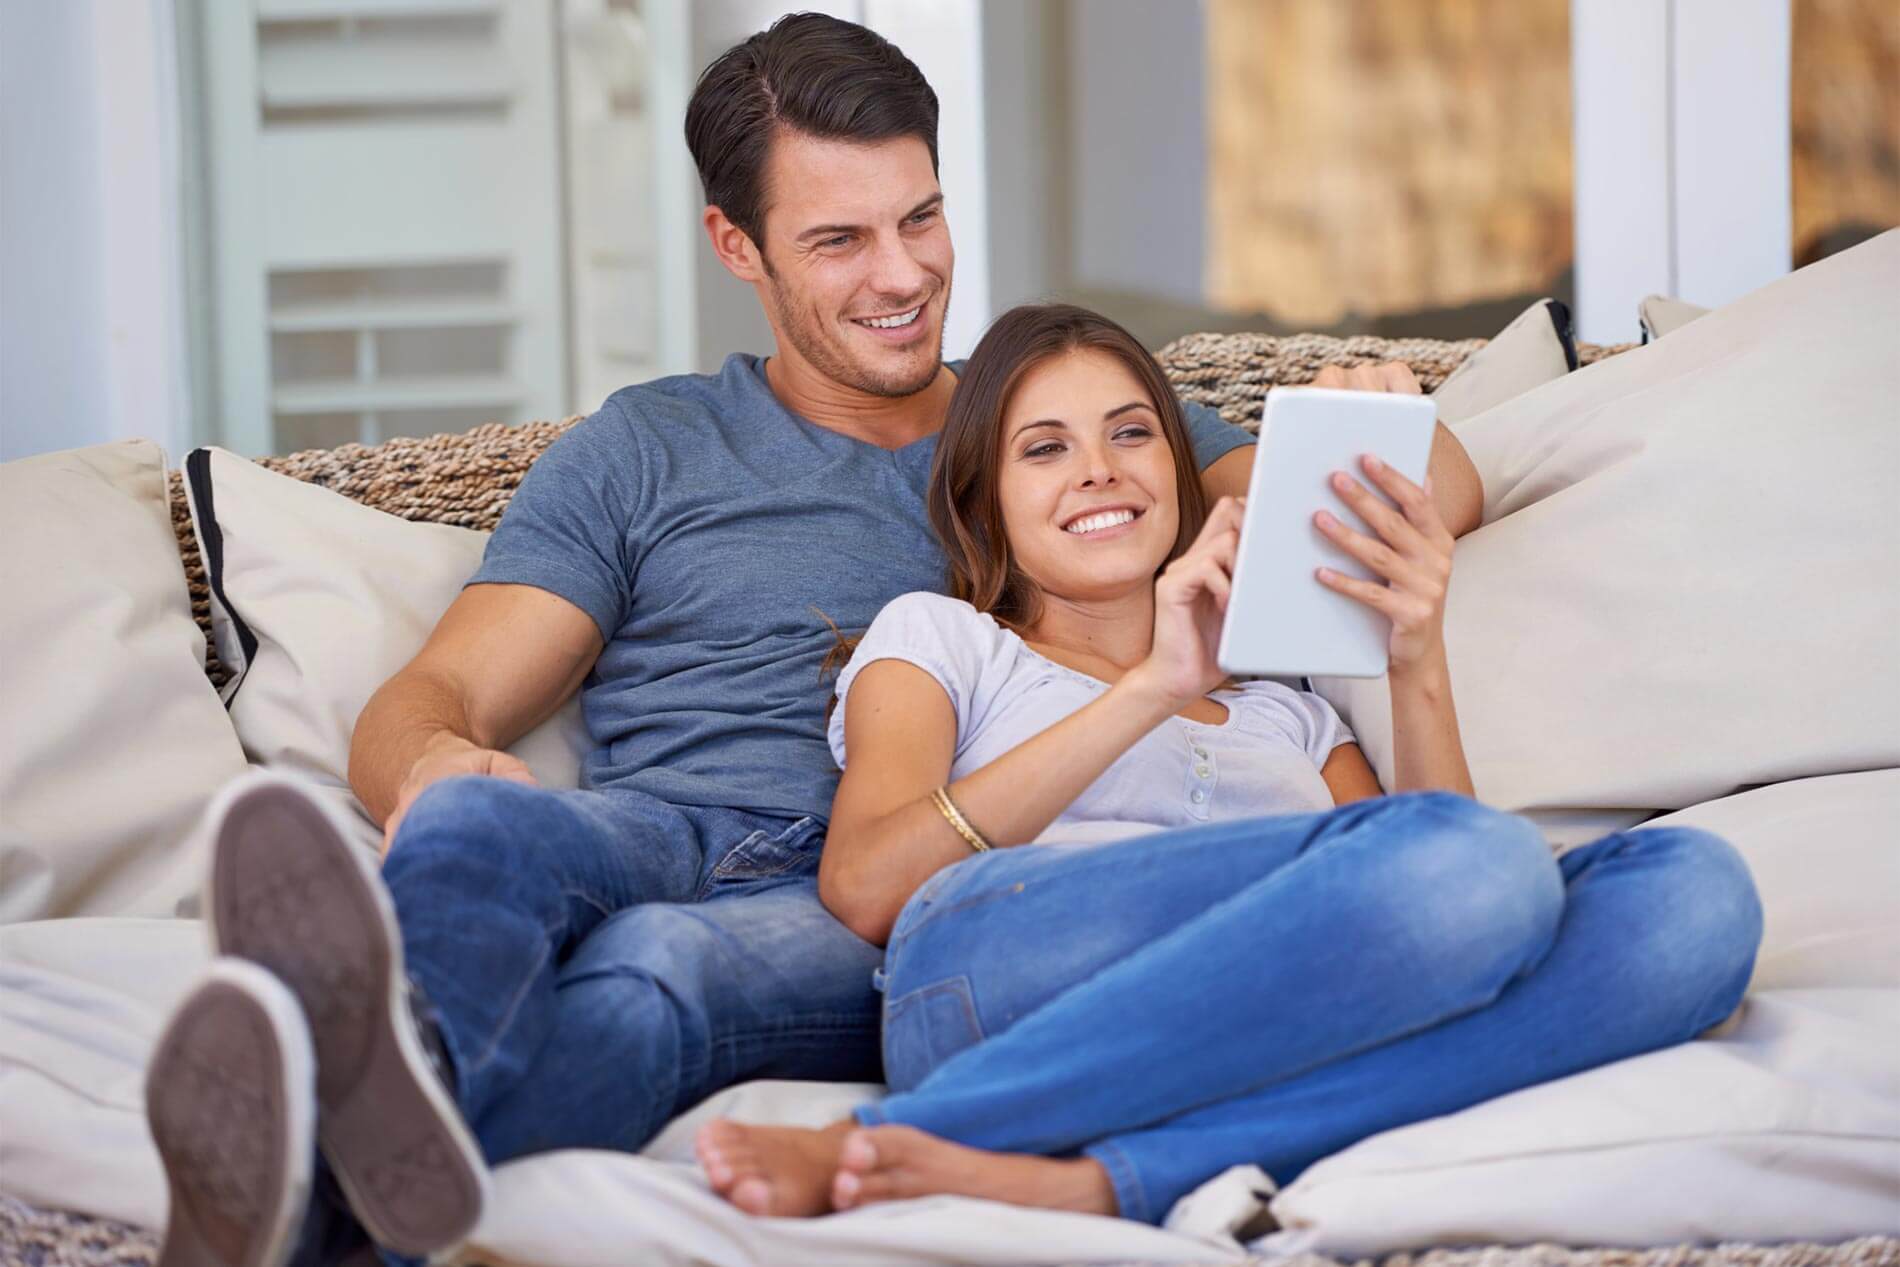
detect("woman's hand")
[1134,495,1246,706]
[1313,454,1454,672]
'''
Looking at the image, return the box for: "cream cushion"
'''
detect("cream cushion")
[0,441,248,921]
[1429,298,1575,426]
[182,447,591,853]
[1315,231,1900,819]
[1639,293,1710,341]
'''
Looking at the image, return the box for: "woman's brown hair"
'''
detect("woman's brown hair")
[927,302,1210,632]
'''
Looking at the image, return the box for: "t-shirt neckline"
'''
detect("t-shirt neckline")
[1001,624,1239,730]
[745,354,958,459]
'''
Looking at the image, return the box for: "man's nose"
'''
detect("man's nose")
[868,231,931,300]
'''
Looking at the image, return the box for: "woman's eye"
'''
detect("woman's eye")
[1115,426,1153,441]
[1024,442,1064,459]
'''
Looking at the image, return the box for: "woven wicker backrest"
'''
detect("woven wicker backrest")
[167,332,1631,686]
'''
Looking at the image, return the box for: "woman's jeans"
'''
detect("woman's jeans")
[855,791,1763,1224]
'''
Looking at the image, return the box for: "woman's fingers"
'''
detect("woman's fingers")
[1326,470,1428,562]
[1315,508,1414,585]
[1357,454,1453,550]
[1315,565,1400,616]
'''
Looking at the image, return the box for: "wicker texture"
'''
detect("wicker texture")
[164,334,1636,686]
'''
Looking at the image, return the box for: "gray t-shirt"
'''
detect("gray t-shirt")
[466,352,1255,820]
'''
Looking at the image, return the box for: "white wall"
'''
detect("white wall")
[1571,0,1792,343]
[0,0,189,463]
[1067,0,1205,306]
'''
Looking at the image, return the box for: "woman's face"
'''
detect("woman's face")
[995,347,1180,607]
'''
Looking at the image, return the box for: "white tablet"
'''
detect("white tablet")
[1216,387,1437,679]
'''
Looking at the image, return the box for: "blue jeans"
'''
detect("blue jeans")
[855,792,1762,1224]
[293,774,883,1265]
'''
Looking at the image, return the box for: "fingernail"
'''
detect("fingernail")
[1317,567,1335,580]
[1315,510,1334,527]
[1364,454,1383,471]
[1332,472,1351,489]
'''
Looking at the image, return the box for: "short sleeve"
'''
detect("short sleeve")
[1181,397,1256,471]
[1241,680,1357,767]
[826,592,1011,770]
[464,405,638,641]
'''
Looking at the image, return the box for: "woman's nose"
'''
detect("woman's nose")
[1077,448,1119,488]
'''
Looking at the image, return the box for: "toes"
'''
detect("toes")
[831,1167,862,1209]
[696,1121,751,1192]
[837,1129,879,1174]
[731,1176,774,1216]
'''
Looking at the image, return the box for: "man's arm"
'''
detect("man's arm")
[1196,363,1485,538]
[349,582,604,849]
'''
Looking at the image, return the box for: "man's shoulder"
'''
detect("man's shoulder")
[596,354,772,433]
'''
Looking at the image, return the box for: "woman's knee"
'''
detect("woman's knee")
[1355,793,1562,985]
[1619,826,1764,1024]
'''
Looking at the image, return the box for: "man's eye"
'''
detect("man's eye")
[908,210,938,226]
[821,235,852,249]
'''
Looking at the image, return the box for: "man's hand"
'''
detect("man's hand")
[1312,362,1423,395]
[381,735,539,856]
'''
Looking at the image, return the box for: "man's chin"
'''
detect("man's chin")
[840,332,944,398]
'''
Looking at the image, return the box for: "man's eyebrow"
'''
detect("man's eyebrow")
[794,193,944,245]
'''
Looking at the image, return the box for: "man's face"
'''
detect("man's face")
[752,132,954,398]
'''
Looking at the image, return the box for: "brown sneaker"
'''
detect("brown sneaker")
[203,771,488,1257]
[147,959,314,1267]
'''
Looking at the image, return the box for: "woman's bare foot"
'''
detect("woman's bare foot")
[830,1125,1118,1216]
[695,1119,855,1216]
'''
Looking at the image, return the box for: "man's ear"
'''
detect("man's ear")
[703,206,767,283]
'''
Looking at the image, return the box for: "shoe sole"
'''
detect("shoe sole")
[147,959,314,1267]
[204,772,488,1257]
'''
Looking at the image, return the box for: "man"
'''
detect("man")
[142,13,1482,1267]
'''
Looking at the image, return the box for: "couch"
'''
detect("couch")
[2,232,1897,1267]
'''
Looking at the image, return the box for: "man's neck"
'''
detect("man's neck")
[763,352,957,451]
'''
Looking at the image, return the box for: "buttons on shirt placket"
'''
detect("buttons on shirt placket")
[1182,726,1217,819]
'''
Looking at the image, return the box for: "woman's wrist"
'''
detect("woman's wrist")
[1113,664,1189,724]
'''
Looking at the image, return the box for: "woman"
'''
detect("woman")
[696,303,1762,1223]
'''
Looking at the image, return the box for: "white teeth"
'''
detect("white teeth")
[1064,509,1137,535]
[861,308,920,329]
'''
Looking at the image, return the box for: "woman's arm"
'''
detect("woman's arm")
[1313,454,1476,797]
[821,500,1250,946]
[819,657,1183,946]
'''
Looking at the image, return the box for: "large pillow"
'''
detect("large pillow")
[0,441,248,921]
[1428,298,1576,426]
[182,447,591,853]
[1316,230,1900,819]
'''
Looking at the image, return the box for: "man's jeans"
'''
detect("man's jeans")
[856,792,1763,1224]
[294,774,883,1264]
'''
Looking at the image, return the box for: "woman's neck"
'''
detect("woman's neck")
[1019,585,1156,673]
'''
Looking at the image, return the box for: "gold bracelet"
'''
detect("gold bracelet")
[930,786,992,853]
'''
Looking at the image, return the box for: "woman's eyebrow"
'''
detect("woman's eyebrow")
[1011,419,1068,441]
[1104,401,1151,420]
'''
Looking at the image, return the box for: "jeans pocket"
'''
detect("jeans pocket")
[881,975,985,1093]
[708,815,822,887]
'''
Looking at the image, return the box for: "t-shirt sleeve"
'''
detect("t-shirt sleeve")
[1247,680,1357,767]
[1181,397,1256,471]
[827,593,1007,770]
[463,405,638,641]
[1290,688,1355,766]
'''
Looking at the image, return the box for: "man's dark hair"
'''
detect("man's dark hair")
[684,12,939,252]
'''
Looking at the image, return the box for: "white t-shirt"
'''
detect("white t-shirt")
[826,591,1355,847]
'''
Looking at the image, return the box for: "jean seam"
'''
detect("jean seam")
[1084,1139,1150,1224]
[461,935,553,1088]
